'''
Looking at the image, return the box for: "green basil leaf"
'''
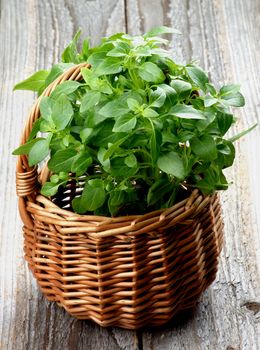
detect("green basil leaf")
[27,119,41,141]
[72,182,106,213]
[147,178,173,206]
[127,98,140,112]
[88,179,104,188]
[204,95,218,107]
[144,26,181,37]
[81,67,96,84]
[50,174,60,183]
[170,79,192,97]
[92,120,122,147]
[217,144,232,155]
[169,104,205,119]
[107,42,129,57]
[149,124,162,166]
[45,63,75,87]
[158,84,177,105]
[186,66,209,92]
[107,50,127,57]
[95,58,122,76]
[103,133,130,160]
[220,84,241,96]
[28,138,50,166]
[40,96,53,122]
[228,123,257,142]
[138,62,165,83]
[51,81,81,99]
[217,171,229,190]
[220,92,245,107]
[98,80,113,95]
[41,181,63,197]
[110,157,137,177]
[195,168,218,193]
[113,114,137,132]
[48,149,77,172]
[217,141,235,168]
[13,70,49,93]
[62,135,70,147]
[196,111,216,132]
[206,83,217,96]
[157,151,186,179]
[97,147,110,171]
[99,99,129,118]
[80,128,93,143]
[87,52,107,66]
[150,87,166,108]
[71,152,92,176]
[52,94,74,130]
[216,112,234,136]
[196,166,228,193]
[80,91,101,114]
[108,190,125,207]
[190,135,217,160]
[124,153,137,168]
[62,30,82,64]
[108,190,125,216]
[59,172,70,181]
[12,138,44,155]
[134,46,152,58]
[40,119,55,133]
[81,67,113,94]
[162,130,179,145]
[118,75,133,89]
[143,108,158,118]
[81,38,90,60]
[149,48,172,57]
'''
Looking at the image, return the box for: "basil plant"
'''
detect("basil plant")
[13,26,254,216]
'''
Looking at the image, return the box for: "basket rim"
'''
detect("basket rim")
[23,188,216,238]
[34,187,203,220]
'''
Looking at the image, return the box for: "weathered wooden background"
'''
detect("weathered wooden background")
[0,0,259,349]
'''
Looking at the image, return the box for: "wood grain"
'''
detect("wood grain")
[0,1,136,349]
[0,0,259,349]
[126,0,260,348]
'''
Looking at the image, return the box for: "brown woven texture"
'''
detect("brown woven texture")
[16,63,224,330]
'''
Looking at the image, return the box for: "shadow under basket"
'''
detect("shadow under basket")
[16,63,224,330]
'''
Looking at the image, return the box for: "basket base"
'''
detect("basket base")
[23,191,224,330]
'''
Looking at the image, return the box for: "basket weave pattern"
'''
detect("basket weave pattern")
[16,64,224,329]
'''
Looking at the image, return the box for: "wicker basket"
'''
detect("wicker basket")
[16,63,224,330]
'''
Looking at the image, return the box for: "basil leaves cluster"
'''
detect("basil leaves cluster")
[13,26,252,216]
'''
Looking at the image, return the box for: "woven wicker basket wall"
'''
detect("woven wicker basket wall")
[16,63,224,330]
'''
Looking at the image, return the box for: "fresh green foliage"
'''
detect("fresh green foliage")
[13,70,49,93]
[13,27,255,216]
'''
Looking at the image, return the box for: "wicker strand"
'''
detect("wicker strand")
[16,167,38,197]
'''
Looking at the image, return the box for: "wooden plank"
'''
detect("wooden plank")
[126,0,260,349]
[1,0,259,349]
[0,1,138,349]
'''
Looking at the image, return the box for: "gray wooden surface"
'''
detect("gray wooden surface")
[0,0,259,349]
